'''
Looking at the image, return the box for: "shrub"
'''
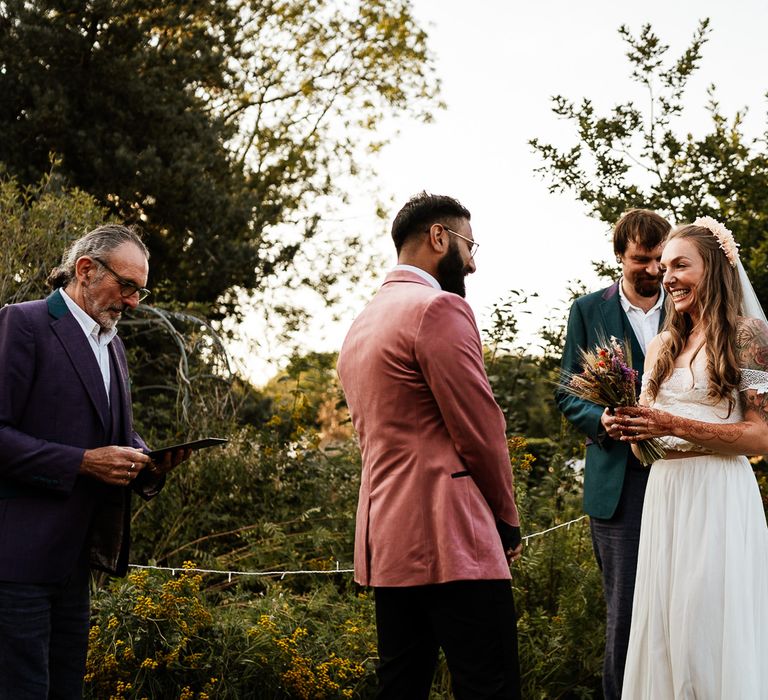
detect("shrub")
[88,431,604,698]
[85,563,217,699]
[87,573,377,699]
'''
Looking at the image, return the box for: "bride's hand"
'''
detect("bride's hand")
[614,406,676,440]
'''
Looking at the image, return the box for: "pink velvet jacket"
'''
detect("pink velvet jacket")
[337,270,520,587]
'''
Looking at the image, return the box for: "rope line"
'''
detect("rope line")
[521,514,587,541]
[128,515,588,580]
[129,562,353,582]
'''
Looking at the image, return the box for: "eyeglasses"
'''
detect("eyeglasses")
[442,226,479,259]
[91,257,151,302]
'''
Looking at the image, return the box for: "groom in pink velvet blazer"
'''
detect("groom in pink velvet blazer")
[338,192,522,699]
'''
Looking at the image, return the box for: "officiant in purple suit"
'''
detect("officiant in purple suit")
[0,224,188,699]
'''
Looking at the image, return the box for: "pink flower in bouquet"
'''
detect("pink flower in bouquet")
[558,336,666,466]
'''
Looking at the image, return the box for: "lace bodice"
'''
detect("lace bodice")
[642,352,768,452]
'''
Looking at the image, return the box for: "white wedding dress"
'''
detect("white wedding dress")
[622,353,768,699]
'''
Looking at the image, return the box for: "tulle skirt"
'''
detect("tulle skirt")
[622,454,768,699]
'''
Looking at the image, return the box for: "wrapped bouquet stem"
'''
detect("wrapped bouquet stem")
[559,336,666,466]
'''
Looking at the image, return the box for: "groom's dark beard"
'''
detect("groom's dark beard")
[634,273,662,298]
[436,241,468,297]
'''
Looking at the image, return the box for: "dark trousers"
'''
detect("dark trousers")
[590,462,649,700]
[0,564,90,700]
[374,580,521,700]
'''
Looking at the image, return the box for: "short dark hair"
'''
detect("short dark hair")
[391,192,471,253]
[613,208,671,257]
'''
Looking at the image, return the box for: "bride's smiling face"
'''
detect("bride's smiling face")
[661,237,706,320]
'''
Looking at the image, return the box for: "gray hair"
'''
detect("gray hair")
[47,224,150,290]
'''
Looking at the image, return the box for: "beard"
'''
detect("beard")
[94,309,122,332]
[82,285,126,332]
[633,274,662,298]
[436,242,469,297]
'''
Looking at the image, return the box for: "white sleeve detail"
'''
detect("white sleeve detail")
[739,368,768,394]
[639,372,653,406]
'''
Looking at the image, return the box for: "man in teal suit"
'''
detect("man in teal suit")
[556,209,670,700]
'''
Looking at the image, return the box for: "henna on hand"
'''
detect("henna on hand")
[666,413,745,444]
[615,406,746,444]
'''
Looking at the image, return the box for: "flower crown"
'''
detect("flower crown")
[693,216,739,267]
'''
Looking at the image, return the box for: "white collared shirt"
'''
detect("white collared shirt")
[60,289,117,402]
[618,278,664,354]
[393,264,441,290]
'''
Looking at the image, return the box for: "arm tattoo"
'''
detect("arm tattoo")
[743,391,768,426]
[736,318,768,369]
[737,318,768,426]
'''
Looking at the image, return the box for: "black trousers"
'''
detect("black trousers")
[373,580,521,700]
[590,462,649,700]
[0,561,90,700]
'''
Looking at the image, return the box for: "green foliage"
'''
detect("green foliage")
[129,423,360,584]
[260,351,347,442]
[124,305,241,439]
[0,0,440,314]
[121,346,605,697]
[1,0,245,310]
[0,162,247,439]
[85,564,217,700]
[530,18,768,302]
[484,291,563,437]
[87,571,377,699]
[94,424,602,698]
[239,584,376,699]
[512,442,603,698]
[0,164,108,306]
[0,169,604,693]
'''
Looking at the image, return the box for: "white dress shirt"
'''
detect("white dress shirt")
[60,289,117,402]
[618,279,664,355]
[394,264,441,290]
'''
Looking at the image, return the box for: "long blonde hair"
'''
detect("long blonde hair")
[646,224,742,412]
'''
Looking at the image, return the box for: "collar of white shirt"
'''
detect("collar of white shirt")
[60,288,118,346]
[617,277,665,315]
[393,264,441,290]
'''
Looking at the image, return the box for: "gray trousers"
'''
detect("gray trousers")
[589,462,649,700]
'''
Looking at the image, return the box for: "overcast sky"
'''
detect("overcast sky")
[237,0,768,384]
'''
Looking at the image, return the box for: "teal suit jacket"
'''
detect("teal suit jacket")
[556,282,663,519]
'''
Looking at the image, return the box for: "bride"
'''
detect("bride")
[615,218,768,698]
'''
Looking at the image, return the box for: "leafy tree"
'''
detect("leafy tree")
[0,0,439,315]
[0,163,108,306]
[260,351,349,444]
[0,165,246,437]
[483,291,562,438]
[530,18,768,304]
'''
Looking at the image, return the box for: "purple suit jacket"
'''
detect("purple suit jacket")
[337,271,520,587]
[0,290,158,582]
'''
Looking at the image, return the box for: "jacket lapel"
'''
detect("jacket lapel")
[47,290,110,430]
[108,341,132,442]
[598,282,645,370]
